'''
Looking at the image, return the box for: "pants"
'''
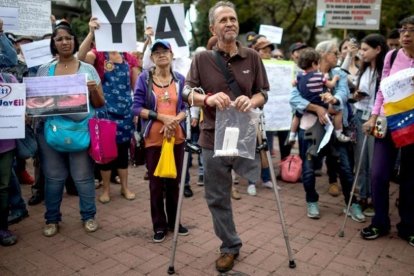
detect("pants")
[0,150,14,230]
[298,129,356,205]
[202,148,260,254]
[371,134,414,238]
[38,132,96,224]
[145,143,185,232]
[8,169,27,213]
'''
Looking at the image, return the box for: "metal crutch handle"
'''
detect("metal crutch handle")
[258,111,296,268]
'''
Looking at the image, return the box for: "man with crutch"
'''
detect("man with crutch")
[176,1,289,273]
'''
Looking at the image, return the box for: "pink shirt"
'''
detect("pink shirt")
[372,49,414,116]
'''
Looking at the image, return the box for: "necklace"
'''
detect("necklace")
[154,74,172,102]
[59,57,75,69]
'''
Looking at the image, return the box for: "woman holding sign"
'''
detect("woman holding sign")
[78,17,140,204]
[36,22,104,237]
[360,16,414,246]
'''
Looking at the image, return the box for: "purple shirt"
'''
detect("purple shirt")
[372,49,414,116]
[0,140,16,154]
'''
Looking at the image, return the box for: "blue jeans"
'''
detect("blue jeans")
[38,130,96,224]
[298,128,355,204]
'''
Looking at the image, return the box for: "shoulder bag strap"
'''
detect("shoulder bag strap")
[212,50,242,97]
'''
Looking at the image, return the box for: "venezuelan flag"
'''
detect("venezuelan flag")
[384,93,414,116]
[386,109,414,147]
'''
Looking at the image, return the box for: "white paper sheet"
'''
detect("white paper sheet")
[20,39,53,68]
[317,114,333,153]
[0,7,19,31]
[259,24,283,44]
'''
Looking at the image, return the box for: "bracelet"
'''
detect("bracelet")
[148,110,158,120]
[203,93,213,107]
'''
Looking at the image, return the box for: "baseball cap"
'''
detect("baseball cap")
[245,31,257,42]
[253,38,275,51]
[151,39,172,52]
[289,42,307,54]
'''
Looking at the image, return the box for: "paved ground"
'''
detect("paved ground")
[1,147,413,276]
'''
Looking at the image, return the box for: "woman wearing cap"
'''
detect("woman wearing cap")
[78,17,140,204]
[133,39,188,243]
[36,22,104,237]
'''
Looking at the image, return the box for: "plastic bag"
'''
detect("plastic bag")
[154,137,177,178]
[214,105,260,160]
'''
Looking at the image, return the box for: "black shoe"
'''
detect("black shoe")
[184,186,193,198]
[28,192,44,206]
[153,231,166,243]
[169,225,189,236]
[8,210,29,225]
[361,225,389,240]
[0,230,17,246]
[197,175,204,186]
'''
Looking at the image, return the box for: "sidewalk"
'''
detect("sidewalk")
[1,154,413,275]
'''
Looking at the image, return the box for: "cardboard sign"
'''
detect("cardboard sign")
[145,4,189,58]
[91,0,137,52]
[0,0,52,36]
[262,60,295,131]
[0,83,26,139]
[316,0,381,30]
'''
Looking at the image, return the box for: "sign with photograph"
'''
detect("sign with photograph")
[24,74,89,116]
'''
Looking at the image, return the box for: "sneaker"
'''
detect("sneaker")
[18,170,34,185]
[408,236,414,247]
[328,183,340,197]
[184,185,193,198]
[344,203,366,223]
[306,202,320,219]
[153,231,166,243]
[247,184,256,196]
[170,225,189,236]
[0,230,17,246]
[337,133,351,143]
[43,223,59,237]
[361,225,388,240]
[262,181,281,190]
[231,187,241,200]
[84,219,98,233]
[197,175,204,186]
[363,204,375,217]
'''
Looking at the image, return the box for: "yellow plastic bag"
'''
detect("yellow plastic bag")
[154,137,177,178]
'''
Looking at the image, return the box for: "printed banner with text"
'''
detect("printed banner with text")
[0,83,26,139]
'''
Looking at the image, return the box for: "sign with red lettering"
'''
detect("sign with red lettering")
[0,83,25,139]
[316,0,381,30]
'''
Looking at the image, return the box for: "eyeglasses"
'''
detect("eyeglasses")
[152,49,170,56]
[53,35,74,42]
[398,28,414,34]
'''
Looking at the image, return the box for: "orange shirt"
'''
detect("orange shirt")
[145,81,185,147]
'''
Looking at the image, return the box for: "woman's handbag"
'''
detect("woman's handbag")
[371,116,387,139]
[154,137,177,179]
[279,155,302,183]
[88,117,118,164]
[44,115,91,152]
[16,125,38,159]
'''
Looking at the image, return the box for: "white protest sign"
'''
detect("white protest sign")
[146,4,189,58]
[91,0,137,52]
[316,0,382,30]
[259,25,283,44]
[20,39,53,68]
[262,59,295,131]
[380,68,414,103]
[0,83,26,139]
[0,7,19,31]
[0,0,52,36]
[24,74,89,117]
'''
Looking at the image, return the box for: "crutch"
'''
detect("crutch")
[257,111,296,268]
[338,134,368,237]
[168,107,201,275]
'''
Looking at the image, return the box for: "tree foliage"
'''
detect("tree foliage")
[53,0,414,52]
